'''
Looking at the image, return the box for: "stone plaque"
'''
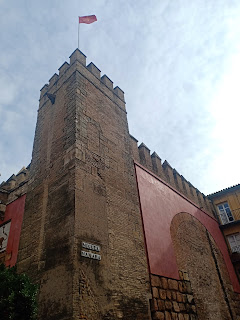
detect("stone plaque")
[82,241,100,252]
[81,241,101,261]
[81,250,101,260]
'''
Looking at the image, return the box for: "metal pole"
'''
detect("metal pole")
[78,17,80,49]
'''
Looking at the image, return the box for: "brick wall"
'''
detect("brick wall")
[150,273,197,320]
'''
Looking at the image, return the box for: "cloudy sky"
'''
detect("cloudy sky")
[0,0,240,195]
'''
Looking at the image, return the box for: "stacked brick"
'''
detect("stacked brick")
[150,273,197,320]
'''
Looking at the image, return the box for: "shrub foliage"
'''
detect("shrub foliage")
[0,264,38,320]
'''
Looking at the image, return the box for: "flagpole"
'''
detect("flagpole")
[78,17,79,49]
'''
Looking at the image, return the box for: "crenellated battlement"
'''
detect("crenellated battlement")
[39,48,125,107]
[130,134,215,217]
[0,166,30,204]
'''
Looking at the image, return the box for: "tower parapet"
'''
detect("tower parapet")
[162,160,176,187]
[151,152,164,179]
[138,143,152,170]
[133,135,215,217]
[39,49,125,112]
[86,62,101,78]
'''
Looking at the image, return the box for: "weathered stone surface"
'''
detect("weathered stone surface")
[186,294,194,304]
[172,301,180,313]
[183,272,189,281]
[158,299,165,311]
[168,279,178,291]
[171,312,178,320]
[153,311,165,320]
[159,289,167,300]
[16,51,151,320]
[151,275,161,287]
[166,290,172,300]
[171,291,177,301]
[153,287,159,298]
[170,212,238,320]
[161,277,168,289]
[179,271,184,280]
[165,300,173,311]
[176,292,183,303]
[165,311,172,320]
[151,299,159,311]
[179,303,186,312]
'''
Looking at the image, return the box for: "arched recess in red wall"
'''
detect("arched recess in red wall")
[135,163,240,293]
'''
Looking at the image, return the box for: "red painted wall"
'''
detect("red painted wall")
[0,195,26,267]
[135,163,240,293]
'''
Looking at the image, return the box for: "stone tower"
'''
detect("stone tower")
[17,49,151,320]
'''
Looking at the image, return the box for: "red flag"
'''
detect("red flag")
[79,15,97,24]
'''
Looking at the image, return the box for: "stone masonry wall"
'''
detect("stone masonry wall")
[17,49,151,320]
[171,212,240,320]
[68,51,151,319]
[150,273,197,320]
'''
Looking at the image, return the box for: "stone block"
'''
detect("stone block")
[87,62,101,78]
[153,311,165,320]
[183,272,189,281]
[172,291,177,300]
[101,74,113,90]
[58,62,69,77]
[176,292,183,303]
[190,305,196,313]
[185,304,190,313]
[186,294,194,304]
[161,277,168,289]
[158,300,165,311]
[171,312,178,320]
[185,282,192,294]
[179,303,186,312]
[179,271,184,280]
[172,301,180,313]
[151,299,159,311]
[165,311,172,320]
[69,49,86,65]
[151,274,161,287]
[165,300,172,311]
[152,287,159,298]
[114,86,125,101]
[179,282,187,293]
[167,290,172,300]
[159,289,167,300]
[168,279,178,291]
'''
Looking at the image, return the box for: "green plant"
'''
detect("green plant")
[0,264,38,320]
